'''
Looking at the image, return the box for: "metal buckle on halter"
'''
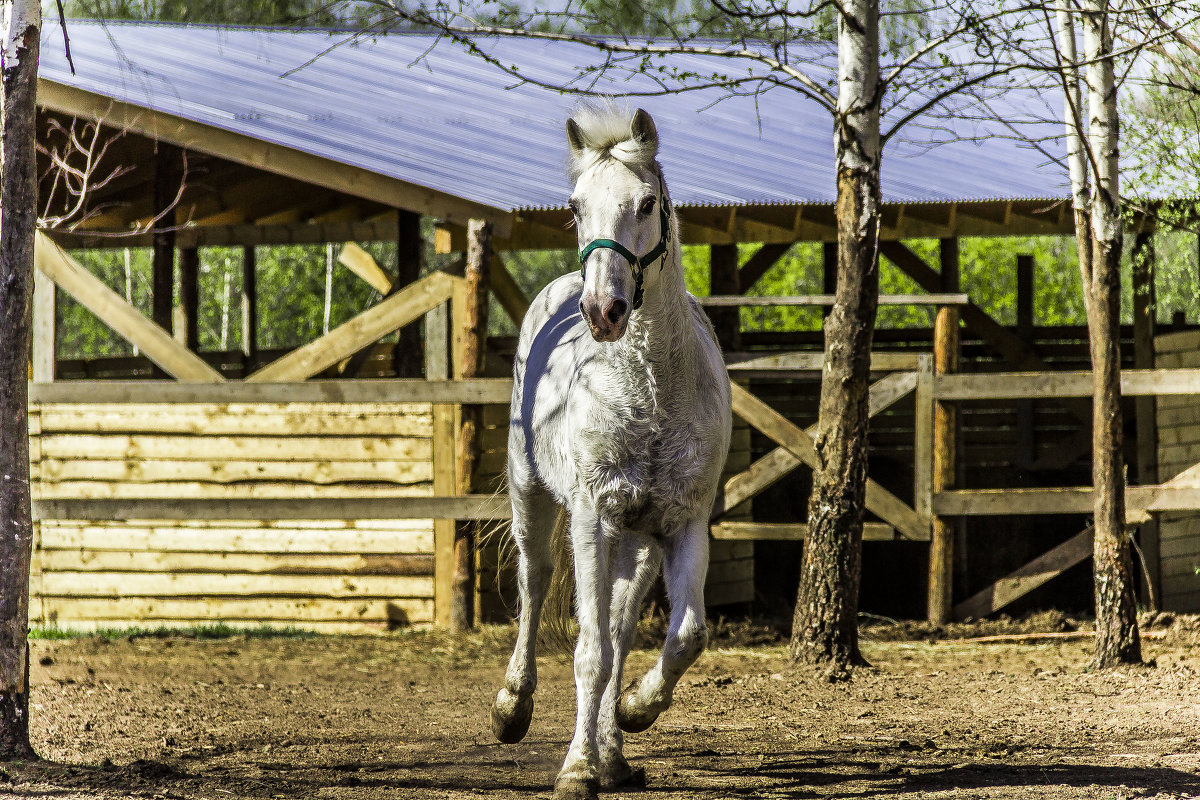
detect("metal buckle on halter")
[577,190,671,312]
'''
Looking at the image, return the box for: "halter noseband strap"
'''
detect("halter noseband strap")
[577,185,672,312]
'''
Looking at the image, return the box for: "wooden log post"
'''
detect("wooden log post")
[31,267,55,382]
[426,298,456,628]
[928,237,960,624]
[709,243,740,351]
[393,210,424,378]
[242,245,258,374]
[1132,230,1160,607]
[179,247,200,351]
[452,219,491,632]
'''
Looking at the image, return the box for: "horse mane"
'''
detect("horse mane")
[567,104,659,181]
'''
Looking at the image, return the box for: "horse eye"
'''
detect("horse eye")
[638,197,656,216]
[568,200,580,218]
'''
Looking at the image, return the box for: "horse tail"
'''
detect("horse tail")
[538,506,577,652]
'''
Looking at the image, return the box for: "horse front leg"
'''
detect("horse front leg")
[555,504,613,800]
[617,517,708,734]
[491,482,557,743]
[598,532,660,788]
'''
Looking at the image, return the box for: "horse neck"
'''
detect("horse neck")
[617,241,693,366]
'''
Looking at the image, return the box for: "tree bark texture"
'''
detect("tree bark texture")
[1081,0,1140,668]
[453,219,491,632]
[790,0,880,674]
[0,0,41,760]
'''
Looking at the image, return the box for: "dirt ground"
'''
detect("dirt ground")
[5,613,1200,800]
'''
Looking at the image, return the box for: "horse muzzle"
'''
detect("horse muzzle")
[580,294,630,342]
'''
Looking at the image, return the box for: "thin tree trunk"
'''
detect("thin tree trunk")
[0,0,41,760]
[1056,4,1094,302]
[790,0,880,676]
[1081,0,1140,668]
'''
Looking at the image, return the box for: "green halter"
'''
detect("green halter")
[577,186,672,312]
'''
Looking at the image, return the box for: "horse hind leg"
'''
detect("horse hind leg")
[491,483,557,744]
[617,518,709,734]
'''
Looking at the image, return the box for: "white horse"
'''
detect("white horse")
[491,106,733,800]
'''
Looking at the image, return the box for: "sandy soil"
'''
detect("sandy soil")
[5,614,1200,799]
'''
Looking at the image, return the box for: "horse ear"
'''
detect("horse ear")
[630,108,659,154]
[566,117,587,158]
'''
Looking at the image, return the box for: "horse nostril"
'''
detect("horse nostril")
[605,299,628,325]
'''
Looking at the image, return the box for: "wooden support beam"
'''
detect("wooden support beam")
[928,291,960,624]
[241,245,258,372]
[246,270,458,383]
[34,233,225,383]
[31,268,55,382]
[717,369,919,517]
[953,527,1093,620]
[728,382,927,540]
[29,378,514,405]
[712,521,896,541]
[425,298,456,629]
[934,368,1200,400]
[700,293,968,307]
[737,242,794,292]
[151,145,177,335]
[179,247,200,351]
[1015,253,1035,468]
[395,209,424,378]
[452,219,491,633]
[33,495,512,522]
[1132,230,1160,605]
[338,242,393,294]
[709,243,740,351]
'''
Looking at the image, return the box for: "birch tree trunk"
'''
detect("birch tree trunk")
[0,0,41,760]
[790,0,880,675]
[1081,0,1141,668]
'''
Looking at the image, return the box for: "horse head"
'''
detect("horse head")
[567,107,672,343]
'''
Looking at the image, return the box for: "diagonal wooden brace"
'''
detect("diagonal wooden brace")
[727,381,928,540]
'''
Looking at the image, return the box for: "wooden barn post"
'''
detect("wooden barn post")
[241,245,258,373]
[709,243,741,351]
[394,209,424,378]
[179,246,200,351]
[927,239,960,624]
[0,0,41,760]
[450,219,491,632]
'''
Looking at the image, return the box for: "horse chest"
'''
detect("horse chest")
[577,401,717,534]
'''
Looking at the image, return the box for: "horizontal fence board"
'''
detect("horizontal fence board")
[40,550,433,576]
[41,572,432,599]
[39,521,433,554]
[36,596,434,625]
[1160,536,1200,559]
[1161,572,1200,596]
[935,369,1200,400]
[1161,556,1200,579]
[39,434,431,462]
[35,480,433,500]
[36,404,433,437]
[712,521,898,541]
[38,458,433,486]
[34,496,512,521]
[935,486,1200,516]
[29,379,515,405]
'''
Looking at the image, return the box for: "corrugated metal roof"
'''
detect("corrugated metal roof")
[38,21,1070,212]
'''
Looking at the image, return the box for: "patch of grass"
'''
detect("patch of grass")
[30,623,317,641]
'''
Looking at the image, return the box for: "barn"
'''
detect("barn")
[28,20,1200,632]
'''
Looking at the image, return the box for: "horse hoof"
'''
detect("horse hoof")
[600,754,646,789]
[616,684,661,733]
[491,687,534,744]
[553,774,600,800]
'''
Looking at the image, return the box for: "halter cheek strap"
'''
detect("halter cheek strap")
[577,188,672,312]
